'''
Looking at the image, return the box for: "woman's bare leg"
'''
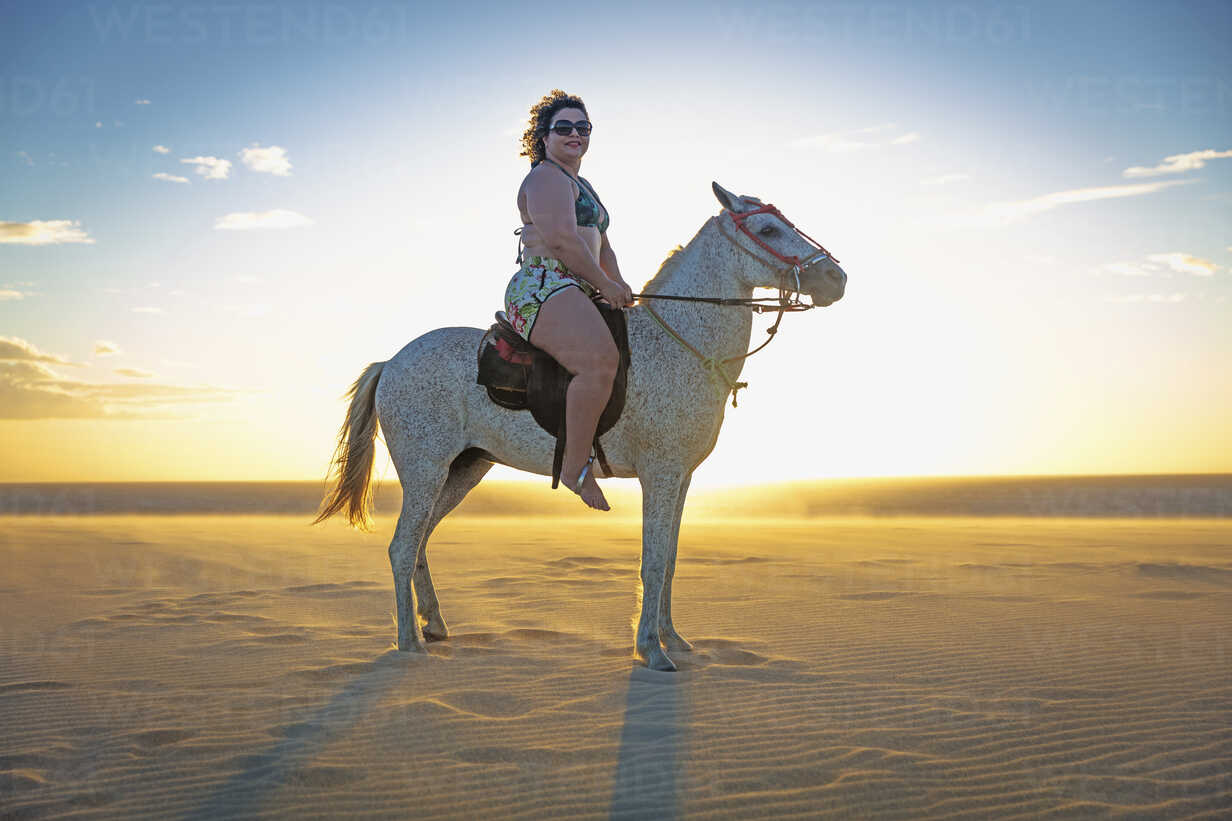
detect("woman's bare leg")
[528,286,619,510]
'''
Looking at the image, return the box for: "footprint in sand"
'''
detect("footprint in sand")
[0,770,49,795]
[837,591,916,601]
[282,581,382,595]
[239,632,310,644]
[0,680,74,694]
[278,766,366,788]
[286,661,378,682]
[690,639,771,667]
[1130,590,1212,600]
[126,728,198,748]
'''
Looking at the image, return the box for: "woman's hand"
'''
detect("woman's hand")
[614,277,634,307]
[599,277,634,308]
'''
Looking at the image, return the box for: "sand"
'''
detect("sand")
[1,511,1230,818]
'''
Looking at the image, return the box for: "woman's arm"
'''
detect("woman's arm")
[524,168,610,290]
[599,232,634,304]
[598,231,621,281]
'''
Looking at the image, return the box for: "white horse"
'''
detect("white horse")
[313,182,847,671]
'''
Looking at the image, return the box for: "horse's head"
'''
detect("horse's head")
[711,182,847,307]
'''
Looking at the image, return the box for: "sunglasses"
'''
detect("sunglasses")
[548,119,592,137]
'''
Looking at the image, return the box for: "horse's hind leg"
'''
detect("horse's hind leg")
[415,450,493,641]
[390,467,450,652]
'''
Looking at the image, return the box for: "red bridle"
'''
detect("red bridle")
[724,203,840,271]
[635,201,844,407]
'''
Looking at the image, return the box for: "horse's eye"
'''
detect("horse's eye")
[759,225,777,237]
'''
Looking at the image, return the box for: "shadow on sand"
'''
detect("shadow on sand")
[608,664,687,819]
[181,649,410,820]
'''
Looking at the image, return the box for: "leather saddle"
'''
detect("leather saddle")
[476,304,631,488]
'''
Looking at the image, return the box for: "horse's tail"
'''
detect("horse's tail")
[312,361,386,532]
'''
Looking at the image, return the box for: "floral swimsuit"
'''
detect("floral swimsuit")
[503,159,609,342]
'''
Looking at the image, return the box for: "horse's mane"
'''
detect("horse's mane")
[640,244,688,294]
[640,213,727,293]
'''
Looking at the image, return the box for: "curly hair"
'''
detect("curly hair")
[519,89,589,167]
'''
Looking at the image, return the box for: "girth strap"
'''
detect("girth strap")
[552,414,567,489]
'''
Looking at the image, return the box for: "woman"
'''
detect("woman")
[505,90,635,511]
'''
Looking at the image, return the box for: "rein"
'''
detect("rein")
[632,207,836,408]
[631,291,814,313]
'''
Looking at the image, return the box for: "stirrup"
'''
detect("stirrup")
[569,455,595,495]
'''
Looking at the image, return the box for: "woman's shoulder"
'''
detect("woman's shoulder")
[523,161,578,191]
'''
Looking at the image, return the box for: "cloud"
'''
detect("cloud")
[790,123,919,152]
[945,179,1194,228]
[135,98,150,105]
[94,340,122,356]
[1102,261,1157,277]
[153,144,170,154]
[180,155,231,180]
[0,289,27,301]
[153,172,189,184]
[214,209,313,230]
[16,150,33,166]
[0,369,105,418]
[114,367,153,378]
[131,306,164,314]
[1147,252,1219,276]
[239,143,292,176]
[0,359,243,419]
[1123,148,1232,178]
[0,335,75,365]
[920,173,969,186]
[0,219,94,245]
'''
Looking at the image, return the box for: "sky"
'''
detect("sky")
[1,0,1230,486]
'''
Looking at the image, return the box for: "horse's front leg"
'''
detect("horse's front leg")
[659,471,693,653]
[635,467,689,671]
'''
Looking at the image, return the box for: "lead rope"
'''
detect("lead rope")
[643,302,745,405]
[642,299,789,408]
[638,214,798,407]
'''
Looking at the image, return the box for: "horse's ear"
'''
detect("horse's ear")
[712,181,741,212]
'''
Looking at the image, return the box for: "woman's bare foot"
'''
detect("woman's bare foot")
[561,458,610,511]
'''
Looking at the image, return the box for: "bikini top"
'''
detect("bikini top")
[514,158,611,263]
[536,157,610,233]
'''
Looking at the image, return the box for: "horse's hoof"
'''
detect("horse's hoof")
[661,632,693,652]
[397,638,428,653]
[421,617,449,642]
[638,643,678,672]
